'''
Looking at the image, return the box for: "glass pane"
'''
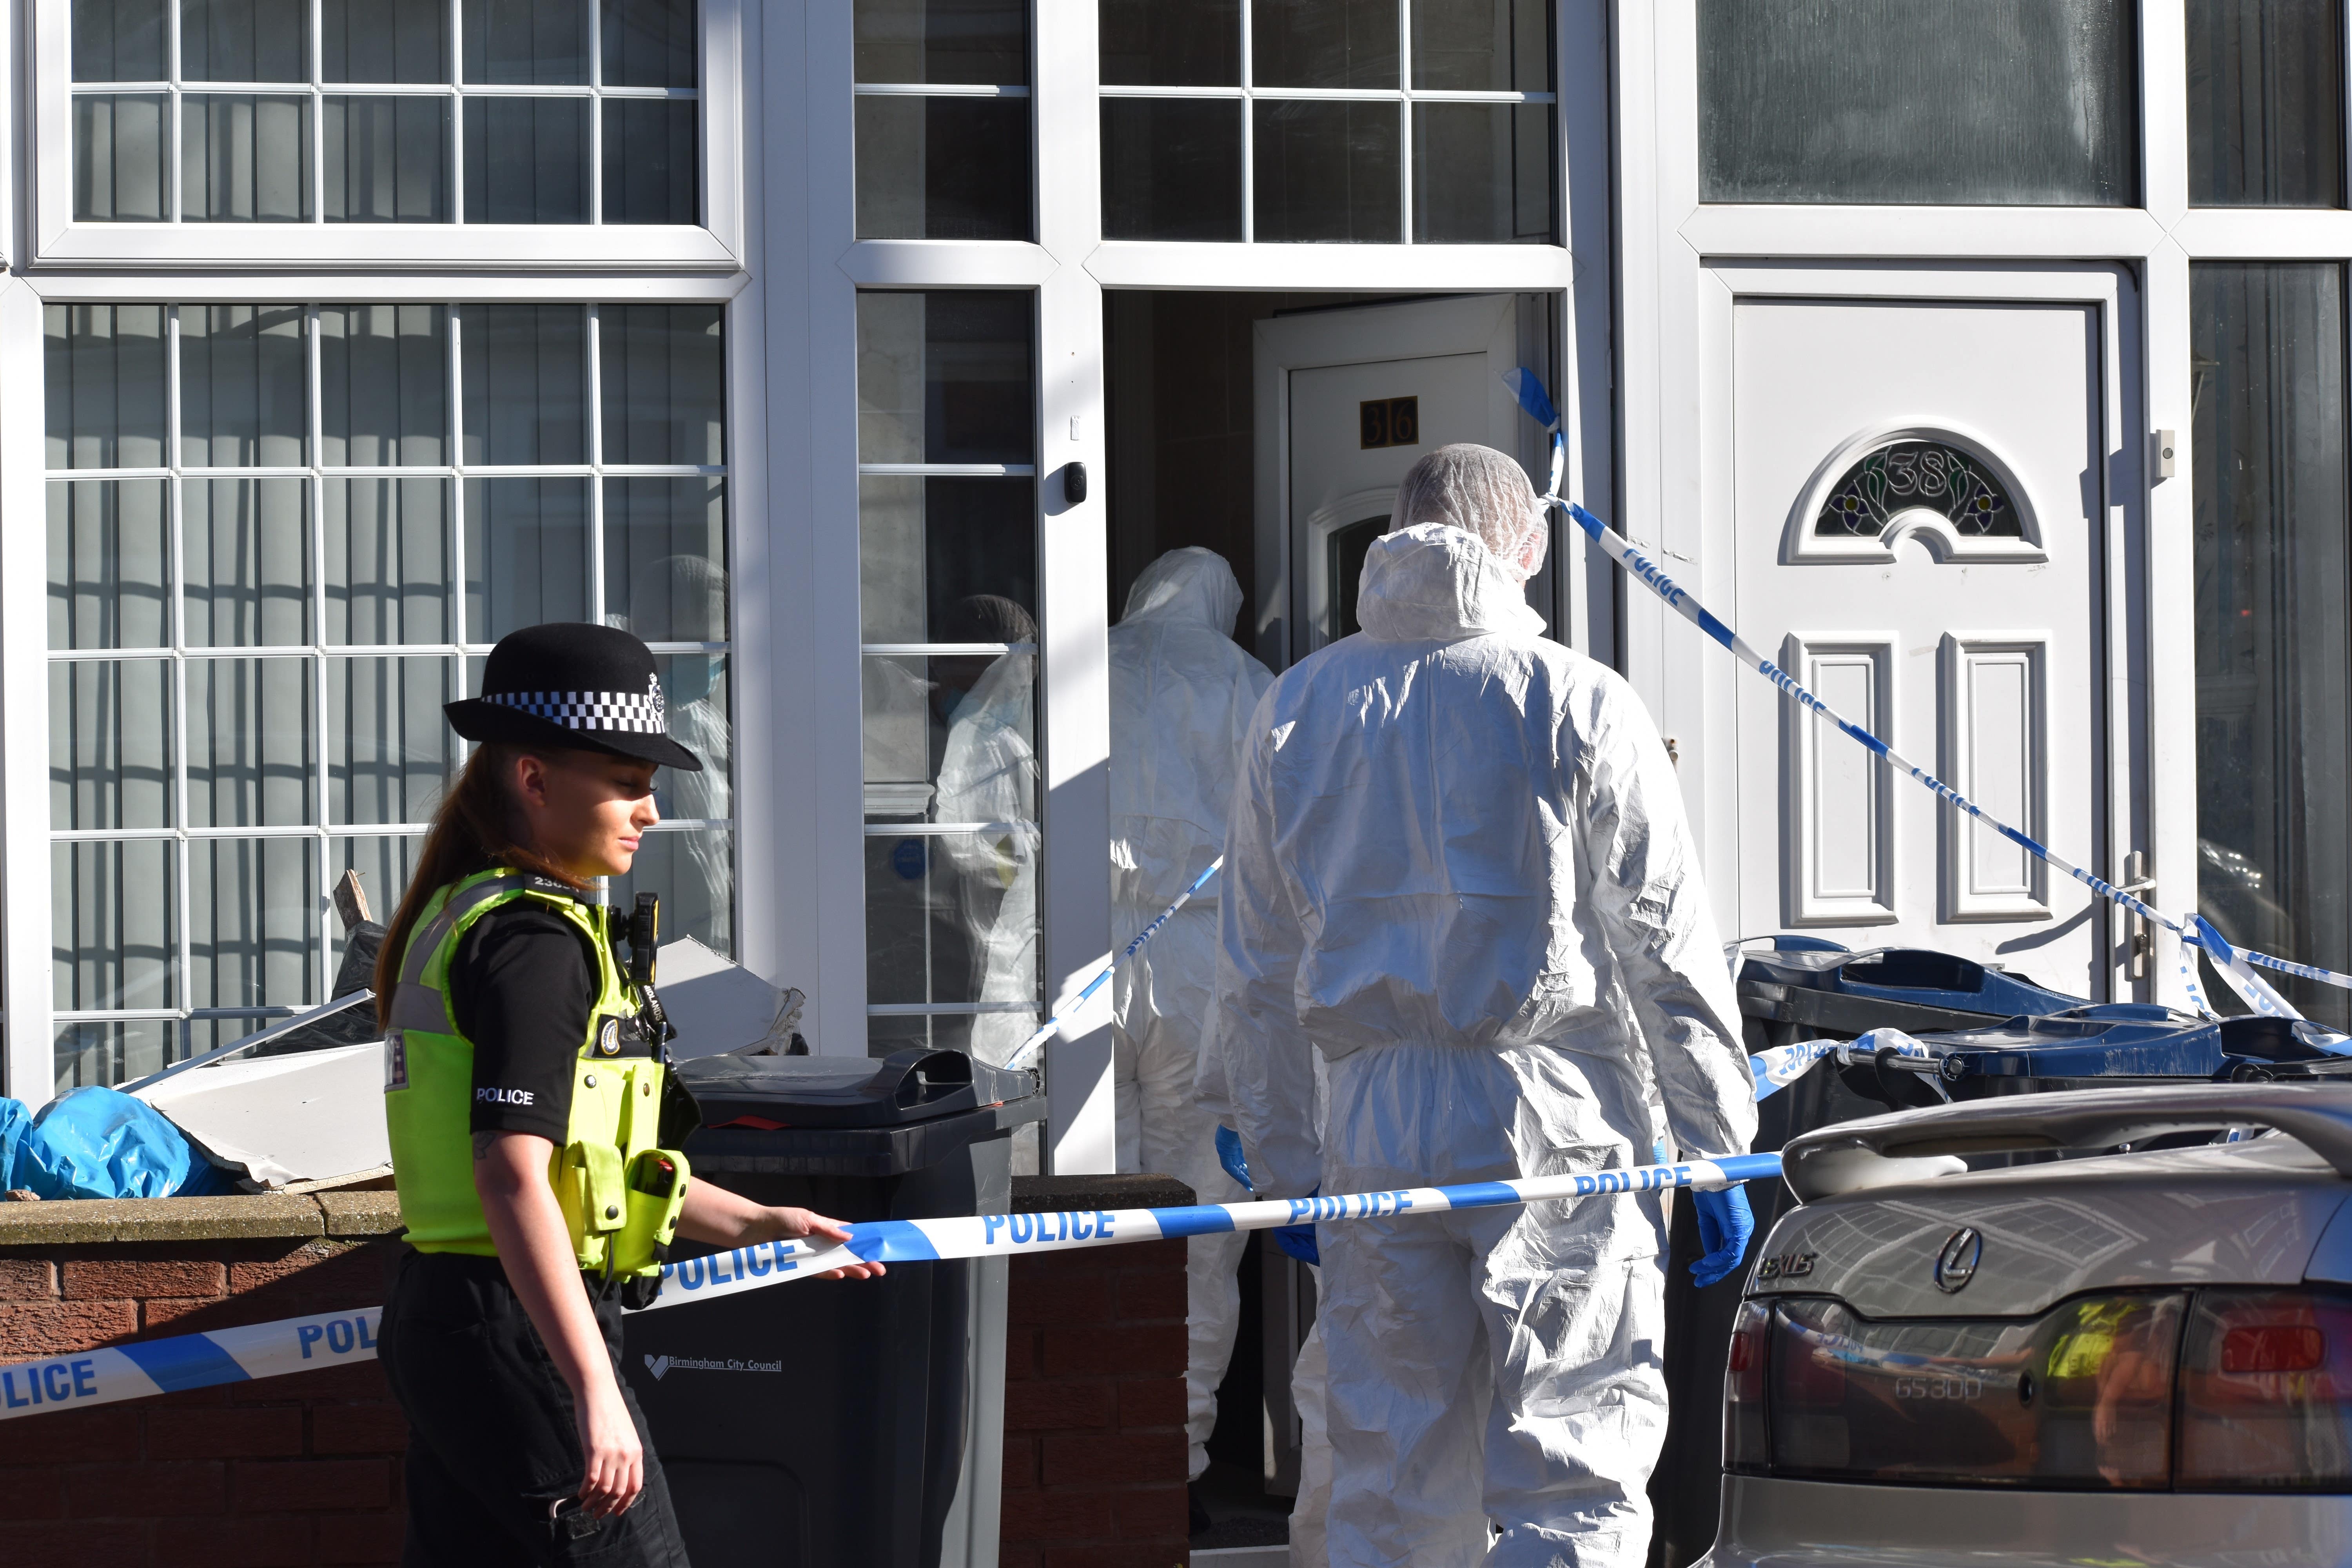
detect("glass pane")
[189,836,319,1010]
[73,95,168,221]
[189,655,318,826]
[180,304,307,468]
[2188,0,2345,208]
[183,94,314,221]
[49,659,174,830]
[1411,0,1549,91]
[1252,0,1398,89]
[603,0,697,88]
[855,0,1030,85]
[49,479,171,650]
[76,0,167,80]
[321,305,449,466]
[652,652,728,817]
[1101,99,1242,240]
[854,290,1036,465]
[53,839,177,1010]
[609,828,731,956]
[2193,262,2352,1027]
[1253,100,1401,242]
[1699,0,2137,205]
[862,827,1039,1060]
[326,97,452,222]
[332,834,423,962]
[1412,100,1550,242]
[863,647,1035,808]
[183,477,312,648]
[854,96,1031,241]
[328,655,456,824]
[324,0,449,83]
[603,100,699,225]
[181,0,307,80]
[325,477,454,645]
[463,0,587,84]
[461,304,586,465]
[54,1019,176,1093]
[858,476,1035,642]
[464,476,591,637]
[599,305,724,466]
[1101,0,1240,87]
[47,304,167,469]
[604,478,727,639]
[462,98,589,222]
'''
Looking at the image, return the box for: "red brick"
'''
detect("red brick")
[1000,1435,1039,1490]
[0,1519,146,1568]
[313,1401,411,1455]
[999,1486,1114,1543]
[1009,1271,1111,1325]
[60,1258,227,1301]
[64,1460,227,1518]
[1114,1484,1189,1541]
[236,1361,391,1402]
[232,1457,392,1512]
[0,1258,56,1299]
[1116,1376,1186,1430]
[1040,1430,1185,1488]
[1005,1378,1114,1432]
[1044,1547,1179,1568]
[0,1298,137,1356]
[1003,1327,1042,1381]
[1113,1267,1187,1321]
[149,1404,304,1460]
[1041,1322,1186,1380]
[154,1515,313,1566]
[0,1403,141,1463]
[997,1548,1044,1568]
[4,1472,62,1520]
[143,1296,234,1331]
[1111,1240,1189,1274]
[315,1510,407,1565]
[226,1241,355,1293]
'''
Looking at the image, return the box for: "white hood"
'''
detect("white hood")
[1122,545,1245,634]
[1355,522,1544,642]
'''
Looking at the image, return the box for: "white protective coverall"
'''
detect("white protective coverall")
[1210,520,1756,1568]
[1108,546,1273,1481]
[935,619,1042,1071]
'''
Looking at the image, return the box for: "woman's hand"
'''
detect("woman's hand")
[576,1375,646,1517]
[760,1206,886,1282]
[674,1181,886,1281]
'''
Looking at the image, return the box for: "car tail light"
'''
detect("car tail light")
[1724,1300,1768,1471]
[2178,1288,2352,1488]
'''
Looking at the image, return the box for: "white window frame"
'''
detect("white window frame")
[28,0,746,271]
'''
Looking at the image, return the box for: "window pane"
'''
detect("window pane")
[605,478,727,640]
[47,305,167,469]
[2188,0,2346,208]
[1101,99,1242,240]
[189,656,317,826]
[76,0,167,81]
[463,98,588,222]
[861,821,1040,1054]
[73,95,168,221]
[183,477,311,648]
[464,477,590,636]
[50,659,174,830]
[603,0,697,88]
[1699,0,2137,205]
[2193,262,2352,1027]
[1412,101,1552,242]
[1252,0,1398,89]
[183,94,314,221]
[1411,0,1550,91]
[651,652,729,822]
[463,0,587,84]
[54,1020,176,1094]
[854,96,1031,240]
[855,0,1030,85]
[1253,100,1401,242]
[181,0,307,81]
[461,305,586,465]
[321,305,449,466]
[1100,0,1240,87]
[599,304,723,465]
[609,828,731,955]
[50,479,171,650]
[603,100,699,224]
[855,291,1037,465]
[324,0,448,82]
[325,477,454,645]
[181,304,307,468]
[326,97,452,222]
[189,836,319,1010]
[328,655,456,824]
[53,839,177,1010]
[332,835,422,967]
[858,476,1036,642]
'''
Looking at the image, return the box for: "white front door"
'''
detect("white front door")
[1719,267,2141,998]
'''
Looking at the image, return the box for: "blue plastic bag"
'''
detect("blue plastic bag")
[0,1087,227,1199]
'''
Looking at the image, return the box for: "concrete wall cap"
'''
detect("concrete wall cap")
[0,1190,400,1247]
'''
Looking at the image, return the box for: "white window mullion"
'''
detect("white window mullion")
[1239,0,1255,242]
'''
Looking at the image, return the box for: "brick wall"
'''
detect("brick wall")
[1002,1175,1192,1568]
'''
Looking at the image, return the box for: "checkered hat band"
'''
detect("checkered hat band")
[484,688,666,733]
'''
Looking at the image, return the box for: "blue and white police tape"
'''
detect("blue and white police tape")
[1003,857,1224,1073]
[0,1305,382,1423]
[1749,1029,1931,1103]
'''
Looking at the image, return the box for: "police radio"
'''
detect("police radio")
[627,892,677,1050]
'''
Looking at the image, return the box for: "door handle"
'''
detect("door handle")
[2119,850,2155,982]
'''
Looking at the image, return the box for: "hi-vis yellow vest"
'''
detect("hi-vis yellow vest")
[383,869,688,1279]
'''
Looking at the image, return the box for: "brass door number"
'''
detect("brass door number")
[1359,396,1420,450]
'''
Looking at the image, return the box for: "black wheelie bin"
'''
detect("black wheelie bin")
[621,1047,1044,1568]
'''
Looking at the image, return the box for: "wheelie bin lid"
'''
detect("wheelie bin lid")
[678,1046,1036,1130]
[1736,938,2087,1035]
[1917,1005,2352,1086]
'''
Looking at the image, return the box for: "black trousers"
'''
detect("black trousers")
[380,1248,692,1568]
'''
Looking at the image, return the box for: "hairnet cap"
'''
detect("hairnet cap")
[444,621,704,771]
[1388,443,1544,577]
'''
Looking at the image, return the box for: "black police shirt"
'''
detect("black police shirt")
[448,903,597,1144]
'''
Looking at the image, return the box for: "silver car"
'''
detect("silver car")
[1701,1083,2352,1567]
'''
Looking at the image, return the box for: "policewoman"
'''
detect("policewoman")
[375,623,881,1566]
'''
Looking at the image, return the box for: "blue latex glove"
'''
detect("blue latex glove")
[1216,1125,1254,1192]
[1274,1187,1320,1267]
[1220,1126,1318,1264]
[1691,1185,1755,1287]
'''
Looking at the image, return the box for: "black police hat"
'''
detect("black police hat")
[444,622,704,772]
